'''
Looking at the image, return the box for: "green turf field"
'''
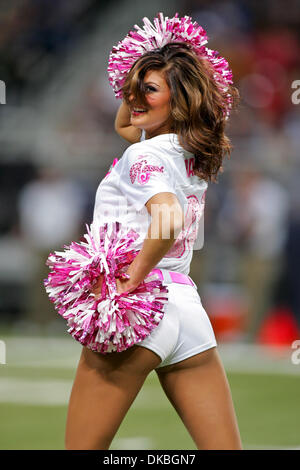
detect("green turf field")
[0,335,300,450]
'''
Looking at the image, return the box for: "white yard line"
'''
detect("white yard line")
[0,377,72,405]
[0,377,169,408]
[0,336,299,375]
[245,444,300,450]
[111,437,154,450]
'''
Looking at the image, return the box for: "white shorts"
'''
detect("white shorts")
[136,280,218,369]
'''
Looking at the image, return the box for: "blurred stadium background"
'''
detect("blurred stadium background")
[1,0,300,450]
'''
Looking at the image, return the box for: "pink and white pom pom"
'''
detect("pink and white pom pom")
[108,12,234,118]
[44,221,168,353]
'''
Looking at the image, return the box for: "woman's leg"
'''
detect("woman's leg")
[65,344,161,450]
[155,346,243,450]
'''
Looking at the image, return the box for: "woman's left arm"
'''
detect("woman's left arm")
[91,192,184,297]
[117,192,184,293]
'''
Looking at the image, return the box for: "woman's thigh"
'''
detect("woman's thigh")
[65,344,161,450]
[155,346,243,450]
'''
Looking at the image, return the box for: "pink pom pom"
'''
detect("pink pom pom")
[44,221,168,353]
[108,12,234,118]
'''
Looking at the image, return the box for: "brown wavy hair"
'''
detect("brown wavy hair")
[122,42,240,183]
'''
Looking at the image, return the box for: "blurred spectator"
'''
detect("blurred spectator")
[216,168,289,340]
[247,27,300,128]
[271,172,300,329]
[17,166,88,325]
[0,224,34,318]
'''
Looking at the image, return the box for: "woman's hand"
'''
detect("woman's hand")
[91,273,140,299]
[90,274,104,299]
[114,101,142,144]
[115,277,139,295]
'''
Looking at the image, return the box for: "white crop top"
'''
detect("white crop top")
[92,133,207,275]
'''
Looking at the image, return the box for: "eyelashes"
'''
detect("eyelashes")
[145,85,157,92]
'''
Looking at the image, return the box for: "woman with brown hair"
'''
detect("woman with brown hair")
[64,14,242,450]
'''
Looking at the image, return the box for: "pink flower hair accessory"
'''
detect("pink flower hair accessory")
[108,12,234,118]
[44,221,168,353]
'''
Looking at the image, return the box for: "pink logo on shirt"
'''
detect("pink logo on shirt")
[129,158,164,185]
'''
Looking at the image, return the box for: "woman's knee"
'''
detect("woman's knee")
[65,431,111,450]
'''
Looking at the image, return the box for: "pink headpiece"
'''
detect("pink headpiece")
[108,12,234,118]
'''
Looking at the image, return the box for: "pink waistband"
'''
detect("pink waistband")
[151,268,196,288]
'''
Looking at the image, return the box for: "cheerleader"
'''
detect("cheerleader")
[62,14,242,450]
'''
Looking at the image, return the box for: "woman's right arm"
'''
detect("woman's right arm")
[114,101,142,144]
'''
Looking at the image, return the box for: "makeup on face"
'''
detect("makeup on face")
[129,70,172,138]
